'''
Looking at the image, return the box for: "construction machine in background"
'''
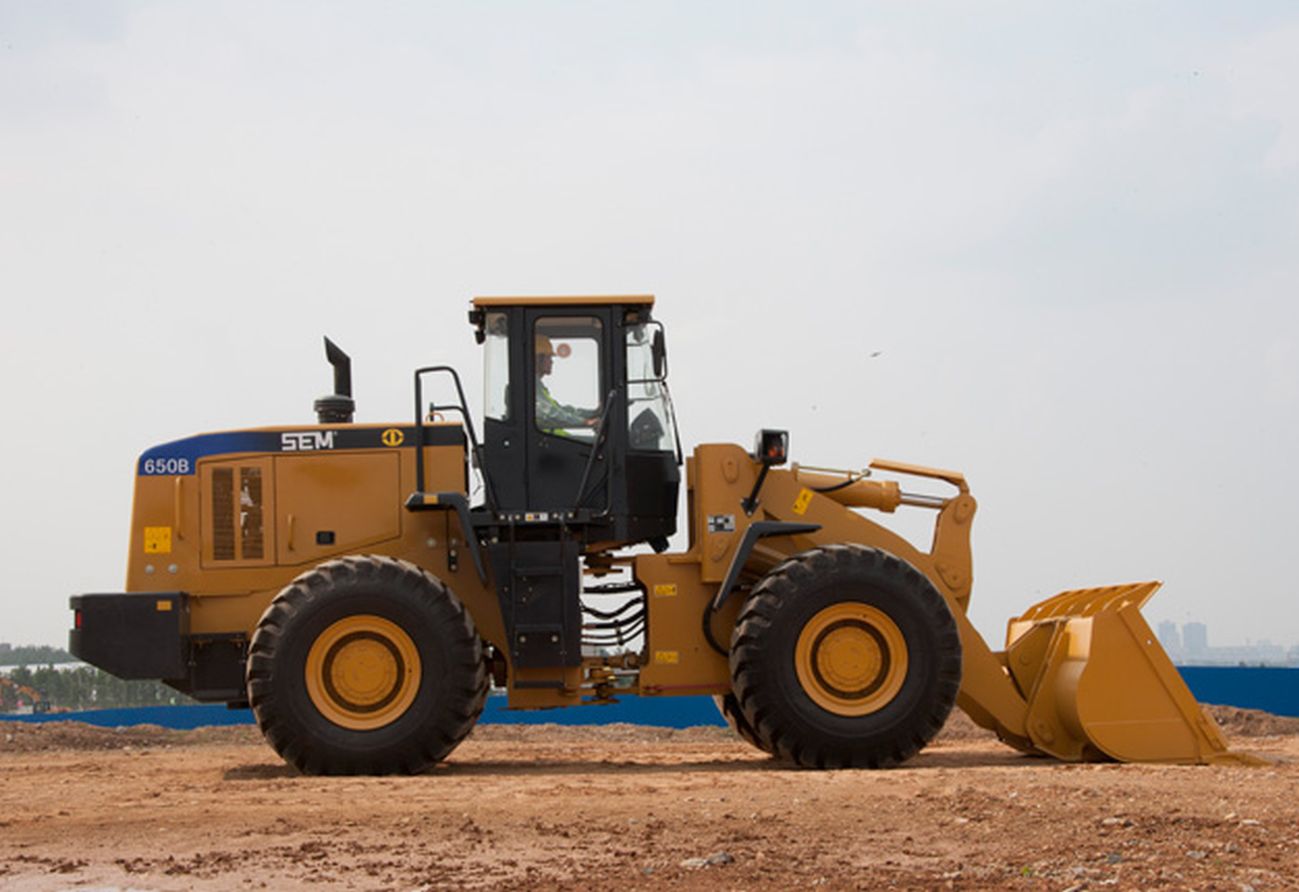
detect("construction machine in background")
[70,296,1251,773]
[0,677,50,714]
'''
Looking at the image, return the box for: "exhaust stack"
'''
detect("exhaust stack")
[313,337,355,423]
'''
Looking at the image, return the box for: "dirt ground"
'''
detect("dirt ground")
[1,707,1297,891]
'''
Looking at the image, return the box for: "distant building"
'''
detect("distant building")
[1161,623,1296,667]
[1157,621,1181,654]
[1183,622,1209,657]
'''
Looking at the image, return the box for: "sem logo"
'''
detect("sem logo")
[381,428,404,447]
[281,431,336,452]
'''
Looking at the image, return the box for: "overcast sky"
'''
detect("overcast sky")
[2,2,1297,650]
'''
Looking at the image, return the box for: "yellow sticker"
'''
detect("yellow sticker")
[381,428,405,447]
[654,650,680,665]
[143,526,172,554]
[792,488,814,515]
[156,599,173,612]
[653,583,678,598]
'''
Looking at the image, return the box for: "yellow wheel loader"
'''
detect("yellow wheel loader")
[70,296,1250,774]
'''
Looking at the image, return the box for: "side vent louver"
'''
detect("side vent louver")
[211,467,236,560]
[210,465,266,562]
[240,467,264,559]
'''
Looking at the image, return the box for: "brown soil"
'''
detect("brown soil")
[1,707,1296,891]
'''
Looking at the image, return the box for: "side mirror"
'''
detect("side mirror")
[651,328,667,379]
[468,308,486,344]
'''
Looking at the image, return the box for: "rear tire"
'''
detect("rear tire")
[712,692,774,755]
[729,545,961,769]
[247,555,487,775]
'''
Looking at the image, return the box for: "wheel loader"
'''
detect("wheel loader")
[70,296,1250,774]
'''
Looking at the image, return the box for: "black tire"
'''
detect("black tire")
[713,692,775,755]
[729,544,962,769]
[247,555,487,775]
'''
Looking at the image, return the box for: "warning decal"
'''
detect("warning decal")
[792,488,814,515]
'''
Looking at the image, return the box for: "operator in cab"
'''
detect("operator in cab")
[535,335,599,433]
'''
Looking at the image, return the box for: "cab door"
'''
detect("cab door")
[523,308,614,514]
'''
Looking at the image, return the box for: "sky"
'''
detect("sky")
[1,1,1297,650]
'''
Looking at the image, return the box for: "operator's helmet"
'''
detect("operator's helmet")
[535,335,556,356]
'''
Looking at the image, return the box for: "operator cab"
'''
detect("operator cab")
[469,296,681,550]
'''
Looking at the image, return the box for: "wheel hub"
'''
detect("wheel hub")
[795,603,908,716]
[305,615,420,730]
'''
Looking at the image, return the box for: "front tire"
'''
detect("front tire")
[247,555,487,775]
[729,545,962,769]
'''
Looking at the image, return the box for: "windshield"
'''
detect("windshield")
[625,322,679,455]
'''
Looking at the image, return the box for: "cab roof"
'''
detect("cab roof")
[471,295,654,308]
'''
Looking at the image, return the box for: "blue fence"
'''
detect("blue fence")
[0,692,727,729]
[4,704,254,729]
[1178,666,1297,718]
[2,666,1295,729]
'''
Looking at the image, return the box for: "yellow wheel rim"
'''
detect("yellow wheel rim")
[305,615,421,731]
[794,602,908,717]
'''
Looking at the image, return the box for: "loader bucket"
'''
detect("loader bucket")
[1003,582,1259,765]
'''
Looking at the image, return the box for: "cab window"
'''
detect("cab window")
[483,312,510,421]
[533,316,603,439]
[625,322,678,452]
